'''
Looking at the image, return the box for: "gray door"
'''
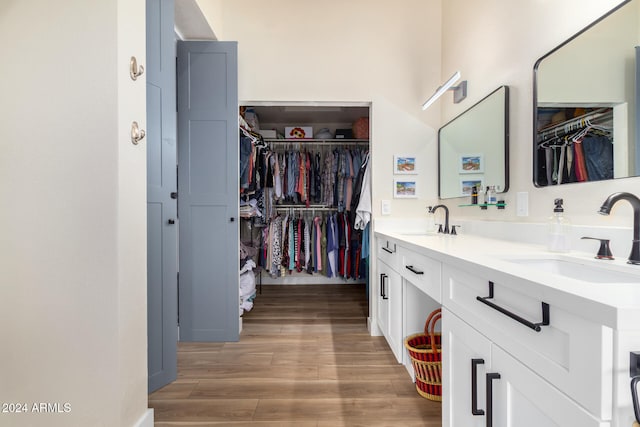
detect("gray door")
[146,0,178,392]
[177,41,239,342]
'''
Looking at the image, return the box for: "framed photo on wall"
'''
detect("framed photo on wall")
[393,178,417,198]
[393,155,417,175]
[459,154,483,173]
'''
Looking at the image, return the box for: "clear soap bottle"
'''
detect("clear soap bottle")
[547,198,571,252]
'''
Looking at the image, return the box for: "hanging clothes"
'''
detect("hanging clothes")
[355,153,372,230]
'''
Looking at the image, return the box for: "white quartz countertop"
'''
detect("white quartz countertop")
[375,230,640,330]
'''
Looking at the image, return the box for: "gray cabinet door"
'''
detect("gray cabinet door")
[177,41,239,342]
[146,0,178,392]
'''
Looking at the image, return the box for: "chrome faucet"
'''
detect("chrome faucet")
[429,204,450,234]
[598,192,640,265]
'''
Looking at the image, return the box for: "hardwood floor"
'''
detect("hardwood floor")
[149,284,442,426]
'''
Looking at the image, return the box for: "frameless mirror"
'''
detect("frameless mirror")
[533,0,639,186]
[438,86,509,199]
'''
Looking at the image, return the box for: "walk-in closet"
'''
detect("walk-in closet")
[238,104,372,317]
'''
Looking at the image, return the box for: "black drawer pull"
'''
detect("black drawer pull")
[382,274,388,300]
[405,265,424,275]
[476,281,550,332]
[486,372,501,427]
[382,247,393,254]
[471,359,485,416]
[379,273,388,300]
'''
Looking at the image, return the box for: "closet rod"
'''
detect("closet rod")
[537,108,612,142]
[274,206,337,211]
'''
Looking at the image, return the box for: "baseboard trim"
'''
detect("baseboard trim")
[133,408,154,427]
[368,317,383,336]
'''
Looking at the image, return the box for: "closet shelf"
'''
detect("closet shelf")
[265,138,369,146]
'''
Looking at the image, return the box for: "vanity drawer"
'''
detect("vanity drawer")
[377,237,400,271]
[399,246,441,303]
[442,263,613,419]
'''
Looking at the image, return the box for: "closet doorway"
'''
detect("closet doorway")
[238,102,372,313]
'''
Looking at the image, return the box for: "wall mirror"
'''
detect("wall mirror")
[533,0,639,186]
[439,86,509,199]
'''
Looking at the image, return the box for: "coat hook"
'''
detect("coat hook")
[131,121,146,145]
[130,56,144,81]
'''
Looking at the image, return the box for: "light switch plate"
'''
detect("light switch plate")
[381,200,391,215]
[516,192,529,217]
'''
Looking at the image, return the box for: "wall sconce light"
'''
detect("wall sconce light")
[421,71,468,110]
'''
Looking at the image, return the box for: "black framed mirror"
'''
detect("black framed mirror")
[533,0,639,186]
[438,86,509,199]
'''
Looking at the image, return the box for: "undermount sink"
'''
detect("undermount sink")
[504,257,640,284]
[398,231,437,236]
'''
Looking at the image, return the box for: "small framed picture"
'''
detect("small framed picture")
[393,155,417,175]
[460,177,484,196]
[459,154,484,173]
[393,178,417,198]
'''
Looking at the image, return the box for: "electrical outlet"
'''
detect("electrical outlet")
[516,192,529,217]
[381,200,391,215]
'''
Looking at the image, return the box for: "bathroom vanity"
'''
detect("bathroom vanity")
[374,227,640,426]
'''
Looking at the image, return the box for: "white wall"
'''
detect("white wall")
[441,0,640,227]
[0,1,148,426]
[197,0,443,220]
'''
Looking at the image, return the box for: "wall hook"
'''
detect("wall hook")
[131,121,146,145]
[130,56,144,81]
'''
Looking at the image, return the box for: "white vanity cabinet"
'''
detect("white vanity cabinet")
[376,238,403,362]
[375,237,442,365]
[443,308,608,427]
[441,262,613,426]
[374,230,638,425]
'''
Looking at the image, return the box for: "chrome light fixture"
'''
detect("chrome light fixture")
[421,71,468,110]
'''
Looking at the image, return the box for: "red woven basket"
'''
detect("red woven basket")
[404,308,442,401]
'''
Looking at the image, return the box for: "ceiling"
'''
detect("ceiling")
[174,0,216,40]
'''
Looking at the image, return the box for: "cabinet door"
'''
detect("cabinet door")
[442,309,492,427]
[489,346,608,427]
[377,260,390,342]
[386,266,403,362]
[376,259,403,363]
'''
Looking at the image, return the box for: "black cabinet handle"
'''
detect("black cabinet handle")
[405,265,424,275]
[382,247,393,254]
[486,372,500,427]
[379,274,388,299]
[476,282,550,332]
[382,274,388,300]
[471,359,485,416]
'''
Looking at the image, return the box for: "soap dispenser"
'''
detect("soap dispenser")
[547,198,571,253]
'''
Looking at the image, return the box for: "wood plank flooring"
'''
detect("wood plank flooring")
[149,284,441,426]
